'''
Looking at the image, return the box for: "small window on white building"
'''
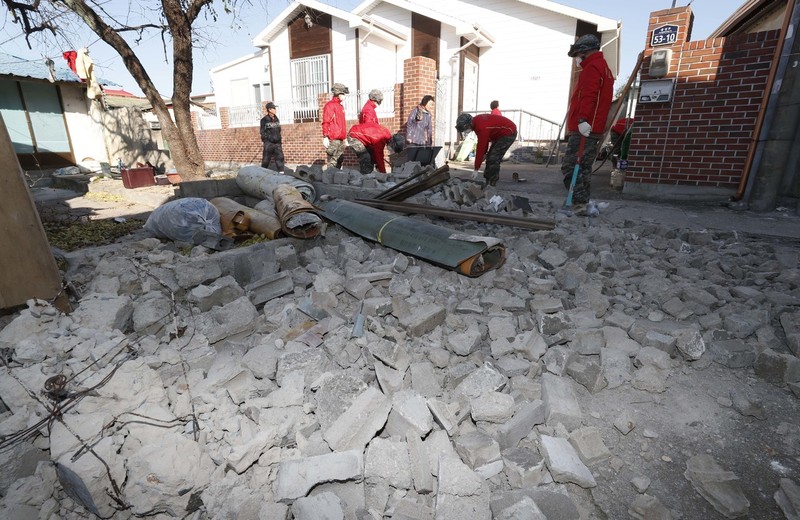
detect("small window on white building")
[290,54,329,120]
[261,83,273,104]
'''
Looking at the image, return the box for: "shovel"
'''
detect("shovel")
[560,135,586,215]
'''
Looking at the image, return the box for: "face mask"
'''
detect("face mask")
[575,56,584,67]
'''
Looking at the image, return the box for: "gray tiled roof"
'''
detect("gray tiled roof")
[0,52,81,83]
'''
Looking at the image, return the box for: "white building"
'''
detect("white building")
[209,0,619,146]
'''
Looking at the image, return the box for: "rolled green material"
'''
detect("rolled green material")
[318,199,505,277]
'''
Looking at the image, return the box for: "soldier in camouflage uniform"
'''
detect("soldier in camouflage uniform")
[562,34,614,213]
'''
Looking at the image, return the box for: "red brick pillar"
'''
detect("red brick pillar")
[219,107,230,129]
[402,57,437,138]
[642,7,693,79]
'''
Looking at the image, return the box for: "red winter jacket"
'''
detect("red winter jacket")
[360,100,379,124]
[567,51,614,135]
[349,122,392,173]
[322,96,347,140]
[471,114,517,170]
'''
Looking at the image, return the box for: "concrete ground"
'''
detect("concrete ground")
[445,158,800,241]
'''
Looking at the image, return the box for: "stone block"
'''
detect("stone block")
[365,438,412,489]
[539,435,596,488]
[275,450,363,501]
[323,387,391,452]
[568,427,611,466]
[541,373,582,431]
[501,447,546,488]
[496,400,546,450]
[565,356,607,394]
[399,303,446,336]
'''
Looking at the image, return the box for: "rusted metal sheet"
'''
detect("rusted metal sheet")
[273,184,322,239]
[318,199,506,277]
[211,197,283,239]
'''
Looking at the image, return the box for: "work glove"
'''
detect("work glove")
[471,169,479,180]
[578,121,592,137]
[323,137,330,149]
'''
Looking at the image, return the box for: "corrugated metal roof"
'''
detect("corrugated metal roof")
[0,52,81,83]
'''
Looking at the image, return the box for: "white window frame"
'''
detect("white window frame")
[290,54,330,119]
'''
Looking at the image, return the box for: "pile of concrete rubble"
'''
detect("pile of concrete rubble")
[1,185,799,519]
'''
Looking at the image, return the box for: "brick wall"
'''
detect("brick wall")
[627,7,779,189]
[196,56,437,168]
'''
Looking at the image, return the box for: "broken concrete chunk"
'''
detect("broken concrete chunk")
[292,491,345,520]
[399,303,446,336]
[410,361,441,398]
[453,363,507,399]
[676,328,705,360]
[628,493,673,520]
[774,478,800,520]
[541,373,582,431]
[539,435,596,488]
[322,386,391,452]
[368,338,411,372]
[72,293,133,332]
[631,475,652,493]
[374,358,405,395]
[365,437,412,489]
[454,431,502,478]
[188,275,245,311]
[126,432,215,517]
[496,400,545,450]
[501,447,546,488]
[470,391,515,423]
[755,349,800,385]
[565,356,608,394]
[407,433,434,494]
[684,454,749,518]
[194,295,259,344]
[494,495,548,520]
[446,326,482,356]
[393,497,435,520]
[274,450,363,502]
[386,389,433,439]
[631,365,669,393]
[568,427,611,466]
[435,455,490,519]
[245,271,293,306]
[709,339,756,369]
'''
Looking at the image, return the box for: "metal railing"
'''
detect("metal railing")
[464,109,561,143]
[223,85,398,128]
[228,104,261,128]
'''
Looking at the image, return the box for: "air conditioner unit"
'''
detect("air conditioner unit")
[149,121,162,130]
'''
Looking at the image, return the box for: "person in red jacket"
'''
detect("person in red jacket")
[322,83,349,169]
[490,100,501,116]
[348,122,392,174]
[359,90,383,124]
[455,112,517,186]
[562,34,614,212]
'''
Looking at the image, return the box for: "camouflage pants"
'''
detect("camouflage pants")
[347,137,373,174]
[484,132,517,186]
[561,132,600,204]
[326,139,346,169]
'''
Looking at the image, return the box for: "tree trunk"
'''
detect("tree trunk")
[58,0,209,179]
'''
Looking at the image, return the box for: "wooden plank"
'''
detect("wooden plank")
[0,115,66,310]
